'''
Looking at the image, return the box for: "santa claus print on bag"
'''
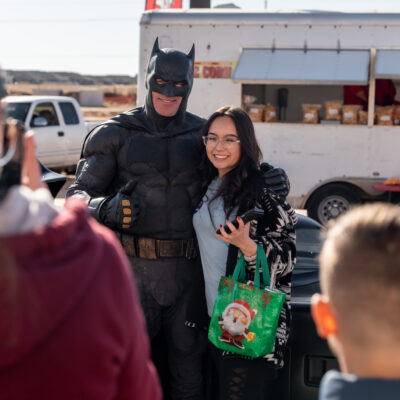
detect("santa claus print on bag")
[218,300,257,349]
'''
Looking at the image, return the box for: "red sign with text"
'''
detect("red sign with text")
[145,0,182,10]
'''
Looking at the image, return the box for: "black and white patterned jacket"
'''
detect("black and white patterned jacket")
[223,176,297,369]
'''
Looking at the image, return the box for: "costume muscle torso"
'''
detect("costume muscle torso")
[67,107,204,240]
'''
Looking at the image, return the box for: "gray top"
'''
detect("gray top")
[193,177,237,316]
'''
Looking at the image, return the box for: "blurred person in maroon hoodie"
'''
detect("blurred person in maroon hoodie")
[0,78,161,400]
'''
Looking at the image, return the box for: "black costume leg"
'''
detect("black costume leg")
[130,256,207,400]
[161,257,207,400]
[128,256,162,337]
[163,288,207,399]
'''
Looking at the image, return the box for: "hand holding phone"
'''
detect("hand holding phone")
[216,207,264,235]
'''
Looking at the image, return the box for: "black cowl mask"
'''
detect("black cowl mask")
[145,38,195,132]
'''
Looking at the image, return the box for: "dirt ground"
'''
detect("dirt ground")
[82,103,132,121]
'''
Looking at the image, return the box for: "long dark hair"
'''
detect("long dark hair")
[199,106,263,217]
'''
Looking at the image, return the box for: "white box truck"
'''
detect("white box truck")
[138,9,400,224]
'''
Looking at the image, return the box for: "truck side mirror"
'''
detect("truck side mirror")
[32,117,48,127]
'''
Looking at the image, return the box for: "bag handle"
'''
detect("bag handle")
[232,255,246,282]
[232,245,271,288]
[257,245,271,287]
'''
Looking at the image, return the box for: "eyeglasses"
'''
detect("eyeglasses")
[202,136,240,148]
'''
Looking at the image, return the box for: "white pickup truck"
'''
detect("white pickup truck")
[1,95,101,170]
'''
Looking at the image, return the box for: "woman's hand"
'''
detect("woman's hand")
[216,216,257,257]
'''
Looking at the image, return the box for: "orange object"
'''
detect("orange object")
[384,178,400,186]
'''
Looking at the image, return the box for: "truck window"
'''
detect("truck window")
[3,102,31,123]
[59,101,79,125]
[30,102,59,127]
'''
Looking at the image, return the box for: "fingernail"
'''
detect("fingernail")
[237,216,241,221]
[219,224,223,228]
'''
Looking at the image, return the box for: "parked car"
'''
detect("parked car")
[1,96,101,171]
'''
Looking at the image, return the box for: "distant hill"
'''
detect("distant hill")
[5,70,137,86]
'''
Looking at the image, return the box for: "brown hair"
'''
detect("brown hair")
[320,203,400,347]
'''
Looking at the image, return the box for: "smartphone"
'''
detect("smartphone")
[0,120,25,200]
[216,207,264,235]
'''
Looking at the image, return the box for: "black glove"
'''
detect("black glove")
[260,162,290,198]
[88,180,140,230]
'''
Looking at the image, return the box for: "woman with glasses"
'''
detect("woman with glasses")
[193,106,296,400]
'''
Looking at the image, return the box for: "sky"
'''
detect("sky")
[1,0,400,77]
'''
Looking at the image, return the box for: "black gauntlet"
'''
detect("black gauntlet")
[261,162,290,198]
[88,180,140,230]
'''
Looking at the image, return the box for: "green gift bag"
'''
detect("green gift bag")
[208,245,286,358]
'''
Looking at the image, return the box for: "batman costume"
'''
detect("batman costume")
[67,40,207,400]
[67,39,289,399]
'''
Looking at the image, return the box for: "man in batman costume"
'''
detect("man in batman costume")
[67,38,289,399]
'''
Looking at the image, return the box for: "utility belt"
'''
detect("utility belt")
[118,233,198,260]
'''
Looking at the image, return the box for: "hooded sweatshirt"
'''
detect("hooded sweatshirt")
[0,197,161,400]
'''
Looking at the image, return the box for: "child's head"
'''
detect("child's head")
[312,203,400,375]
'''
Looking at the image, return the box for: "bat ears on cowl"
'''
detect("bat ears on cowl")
[150,37,195,62]
[187,44,195,62]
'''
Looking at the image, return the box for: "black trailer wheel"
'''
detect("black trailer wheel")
[307,184,361,225]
